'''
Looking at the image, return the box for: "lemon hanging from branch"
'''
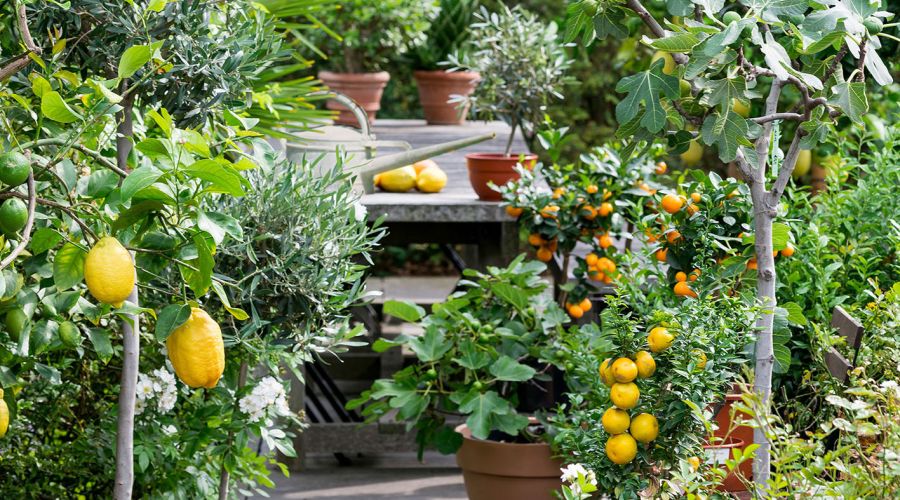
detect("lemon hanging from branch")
[84,236,135,306]
[0,388,9,438]
[166,307,225,389]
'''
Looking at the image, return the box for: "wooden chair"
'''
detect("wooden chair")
[823,306,865,383]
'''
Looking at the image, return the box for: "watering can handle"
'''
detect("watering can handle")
[308,90,374,141]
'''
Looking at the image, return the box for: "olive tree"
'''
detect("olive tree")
[567,0,895,491]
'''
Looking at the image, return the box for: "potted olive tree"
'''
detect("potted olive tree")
[412,0,481,125]
[316,0,437,126]
[349,256,569,500]
[448,5,572,200]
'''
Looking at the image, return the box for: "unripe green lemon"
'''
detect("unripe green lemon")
[0,151,31,187]
[0,198,27,237]
[5,308,27,341]
[59,321,82,348]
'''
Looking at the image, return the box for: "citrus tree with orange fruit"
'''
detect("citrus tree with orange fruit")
[500,126,662,319]
[567,0,896,484]
[549,293,756,497]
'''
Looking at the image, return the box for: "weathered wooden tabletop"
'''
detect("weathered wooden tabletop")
[360,119,530,223]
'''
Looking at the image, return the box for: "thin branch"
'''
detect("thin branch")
[823,43,849,83]
[0,2,42,81]
[624,0,689,65]
[672,99,703,126]
[0,172,36,270]
[753,80,785,178]
[752,112,804,124]
[769,131,806,202]
[0,191,98,243]
[18,138,126,177]
[855,36,868,83]
[734,148,754,182]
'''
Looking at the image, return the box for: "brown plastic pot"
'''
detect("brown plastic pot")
[318,71,391,127]
[414,70,480,125]
[465,153,538,201]
[709,389,753,491]
[455,423,562,500]
[704,436,752,492]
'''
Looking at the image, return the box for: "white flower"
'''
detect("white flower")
[134,367,178,415]
[353,201,367,222]
[239,376,290,422]
[162,425,177,436]
[136,376,154,401]
[560,463,589,484]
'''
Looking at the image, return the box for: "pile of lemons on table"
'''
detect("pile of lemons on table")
[598,326,676,465]
[374,159,447,193]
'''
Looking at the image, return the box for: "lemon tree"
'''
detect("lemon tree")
[567,0,896,485]
[550,294,755,497]
[0,1,373,498]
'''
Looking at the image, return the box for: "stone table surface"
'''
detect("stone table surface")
[360,119,529,223]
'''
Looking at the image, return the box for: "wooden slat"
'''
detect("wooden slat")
[831,306,864,351]
[824,347,852,383]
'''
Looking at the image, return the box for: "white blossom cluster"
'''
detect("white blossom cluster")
[135,368,178,415]
[239,376,291,423]
[560,463,597,497]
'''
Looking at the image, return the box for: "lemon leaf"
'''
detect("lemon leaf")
[53,243,87,290]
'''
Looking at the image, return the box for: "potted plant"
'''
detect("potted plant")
[315,0,437,126]
[411,0,481,125]
[447,5,572,200]
[549,294,756,498]
[349,256,569,500]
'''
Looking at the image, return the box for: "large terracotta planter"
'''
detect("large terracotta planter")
[711,390,753,491]
[318,71,390,127]
[465,153,538,201]
[455,423,562,500]
[704,437,752,492]
[414,70,480,125]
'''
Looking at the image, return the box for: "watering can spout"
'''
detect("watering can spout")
[352,132,496,193]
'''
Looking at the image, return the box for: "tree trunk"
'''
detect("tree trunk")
[218,361,249,500]
[113,95,140,500]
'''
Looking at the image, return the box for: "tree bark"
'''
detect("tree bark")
[113,95,139,500]
[218,362,250,500]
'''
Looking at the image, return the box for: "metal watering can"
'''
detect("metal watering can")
[284,92,494,194]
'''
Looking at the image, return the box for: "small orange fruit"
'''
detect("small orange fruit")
[567,304,584,319]
[598,202,613,217]
[686,204,699,215]
[597,257,615,273]
[747,257,758,270]
[673,281,698,298]
[675,271,687,282]
[505,206,523,218]
[781,243,795,257]
[597,233,613,249]
[688,456,701,471]
[552,187,565,199]
[661,194,684,214]
[547,239,558,252]
[580,298,592,312]
[536,247,553,262]
[540,205,559,219]
[585,253,599,266]
[689,269,700,281]
[582,205,598,220]
[667,230,683,244]
[655,161,667,174]
[611,357,638,383]
[528,233,544,247]
[586,184,599,194]
[655,248,667,262]
[690,192,701,203]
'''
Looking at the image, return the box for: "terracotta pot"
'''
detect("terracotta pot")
[710,390,753,491]
[318,71,390,127]
[413,70,480,125]
[810,165,827,194]
[704,437,752,492]
[455,423,562,500]
[465,153,538,201]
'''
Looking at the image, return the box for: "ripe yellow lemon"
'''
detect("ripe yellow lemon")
[602,407,631,435]
[599,358,615,387]
[647,326,674,353]
[166,307,225,389]
[630,413,659,443]
[412,159,438,175]
[635,351,656,378]
[84,236,135,306]
[416,165,448,193]
[606,433,638,464]
[378,166,417,192]
[688,456,701,470]
[692,349,708,370]
[0,388,8,438]
[611,357,638,383]
[680,140,703,166]
[610,382,640,409]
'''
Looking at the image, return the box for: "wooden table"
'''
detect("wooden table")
[361,119,530,269]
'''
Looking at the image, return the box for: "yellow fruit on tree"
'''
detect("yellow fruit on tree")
[610,382,640,409]
[692,349,708,370]
[648,326,674,353]
[630,413,659,443]
[652,51,676,75]
[635,351,656,378]
[378,166,417,192]
[602,407,631,435]
[0,388,8,438]
[688,456,701,470]
[84,236,135,306]
[606,433,638,465]
[792,150,812,179]
[680,140,703,166]
[416,165,448,193]
[599,358,615,387]
[611,357,638,383]
[166,307,225,389]
[732,98,750,118]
